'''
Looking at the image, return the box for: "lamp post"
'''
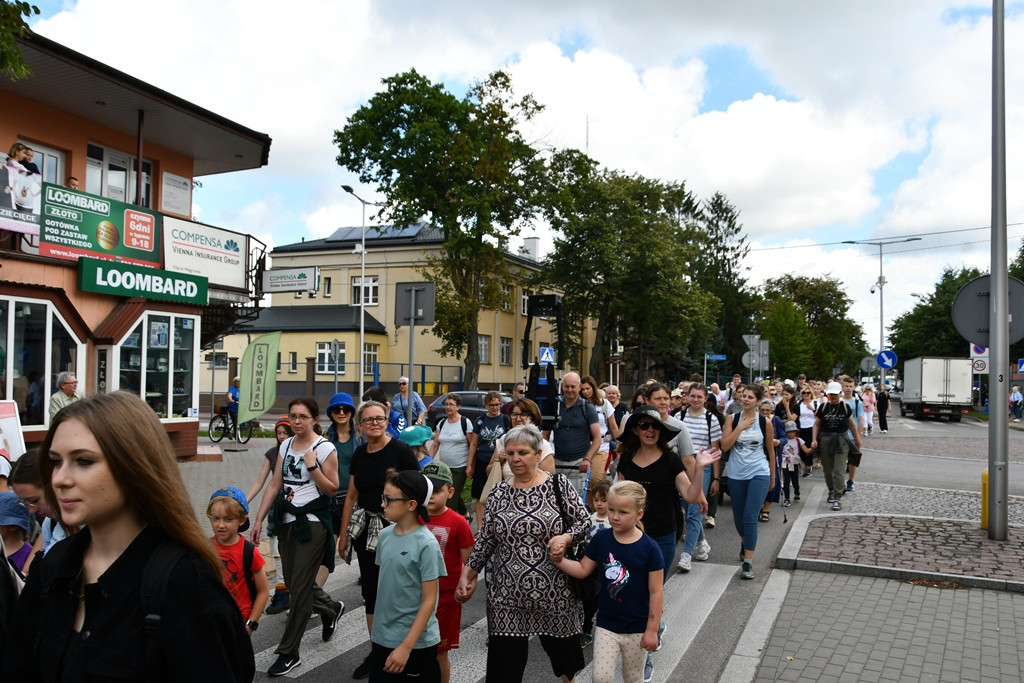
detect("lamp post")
[341,185,380,400]
[844,237,921,383]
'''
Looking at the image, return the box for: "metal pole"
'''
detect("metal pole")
[333,338,339,394]
[359,201,366,400]
[879,243,885,388]
[406,287,417,428]
[989,0,1009,540]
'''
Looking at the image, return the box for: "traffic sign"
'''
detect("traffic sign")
[860,356,878,373]
[741,351,761,369]
[876,350,898,369]
[1018,358,1024,374]
[951,275,1024,346]
[973,359,988,373]
[706,354,727,361]
[539,346,556,364]
[971,344,988,358]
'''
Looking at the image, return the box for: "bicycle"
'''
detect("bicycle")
[209,408,255,444]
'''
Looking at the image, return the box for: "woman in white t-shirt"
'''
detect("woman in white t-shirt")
[428,392,477,517]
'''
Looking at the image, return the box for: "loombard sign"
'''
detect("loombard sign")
[239,332,281,423]
[78,258,208,305]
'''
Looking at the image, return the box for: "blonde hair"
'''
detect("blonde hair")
[608,480,647,531]
[206,496,246,520]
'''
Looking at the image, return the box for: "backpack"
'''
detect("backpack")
[722,413,770,463]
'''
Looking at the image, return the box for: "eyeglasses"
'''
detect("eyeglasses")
[360,416,388,425]
[63,381,78,386]
[330,406,353,415]
[289,414,313,421]
[636,420,661,431]
[382,494,413,506]
[802,392,812,396]
[510,411,526,418]
[17,498,40,510]
[399,382,408,386]
[486,402,501,408]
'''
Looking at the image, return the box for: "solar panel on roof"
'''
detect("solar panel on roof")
[325,222,425,242]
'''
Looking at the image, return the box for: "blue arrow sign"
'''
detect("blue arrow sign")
[876,350,898,369]
[706,354,727,361]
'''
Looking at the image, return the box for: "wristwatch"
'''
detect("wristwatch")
[307,462,320,471]
[246,620,259,631]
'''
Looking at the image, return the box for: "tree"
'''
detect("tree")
[758,299,813,379]
[334,70,547,388]
[762,274,868,378]
[1,2,39,81]
[539,150,718,381]
[689,192,760,375]
[888,266,984,363]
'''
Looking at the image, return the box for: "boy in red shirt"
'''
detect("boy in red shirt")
[208,486,270,634]
[422,462,476,683]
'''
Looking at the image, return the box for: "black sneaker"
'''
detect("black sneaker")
[266,589,290,615]
[353,654,371,680]
[268,652,301,677]
[827,491,835,503]
[323,600,345,642]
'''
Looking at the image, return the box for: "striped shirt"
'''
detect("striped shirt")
[681,409,723,452]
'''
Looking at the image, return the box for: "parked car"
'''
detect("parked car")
[426,391,514,428]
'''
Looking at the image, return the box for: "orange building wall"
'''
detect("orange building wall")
[0,90,193,218]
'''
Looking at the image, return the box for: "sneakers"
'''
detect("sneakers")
[323,600,345,641]
[353,654,372,679]
[579,631,594,648]
[802,470,812,478]
[794,494,801,502]
[846,480,855,492]
[832,499,842,511]
[783,498,791,507]
[741,561,754,580]
[644,658,654,683]
[268,652,301,677]
[694,539,711,561]
[266,588,290,615]
[827,491,835,503]
[676,552,692,572]
[704,516,716,529]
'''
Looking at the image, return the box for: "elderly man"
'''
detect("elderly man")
[548,371,601,475]
[48,371,82,420]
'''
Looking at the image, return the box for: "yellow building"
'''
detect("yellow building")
[217,226,566,403]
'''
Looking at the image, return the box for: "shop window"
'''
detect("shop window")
[115,313,198,418]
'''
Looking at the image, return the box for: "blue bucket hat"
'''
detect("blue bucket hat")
[327,392,357,414]
[209,486,250,531]
[0,491,32,534]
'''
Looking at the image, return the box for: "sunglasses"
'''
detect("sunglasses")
[636,420,661,431]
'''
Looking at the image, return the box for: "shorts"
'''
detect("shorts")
[847,449,862,468]
[470,458,490,499]
[436,597,461,652]
[369,641,440,682]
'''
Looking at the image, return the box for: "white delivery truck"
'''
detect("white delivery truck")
[899,357,972,422]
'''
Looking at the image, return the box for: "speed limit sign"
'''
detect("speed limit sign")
[973,359,988,373]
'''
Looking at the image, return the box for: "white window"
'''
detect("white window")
[352,276,379,306]
[479,335,491,364]
[501,284,512,312]
[86,143,152,207]
[363,343,379,375]
[316,341,345,374]
[500,337,512,365]
[289,352,298,373]
[324,276,332,297]
[19,140,65,186]
[521,289,532,316]
[206,352,227,368]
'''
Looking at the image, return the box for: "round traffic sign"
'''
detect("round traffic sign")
[973,359,988,373]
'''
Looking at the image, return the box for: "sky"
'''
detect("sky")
[27,0,1024,357]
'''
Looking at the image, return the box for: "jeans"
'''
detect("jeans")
[650,532,676,579]
[682,473,706,555]
[728,475,770,554]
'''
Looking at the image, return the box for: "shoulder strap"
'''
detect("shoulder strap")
[503,413,513,432]
[460,416,471,438]
[142,543,189,683]
[759,415,770,458]
[705,410,713,437]
[243,539,256,606]
[550,473,569,532]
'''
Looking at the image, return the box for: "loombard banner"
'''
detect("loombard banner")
[239,332,281,423]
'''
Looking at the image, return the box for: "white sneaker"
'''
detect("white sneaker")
[704,516,716,529]
[694,539,711,561]
[676,552,692,572]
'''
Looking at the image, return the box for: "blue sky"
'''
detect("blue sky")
[27,1,1024,343]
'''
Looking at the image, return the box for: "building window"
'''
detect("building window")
[363,343,379,375]
[500,337,512,365]
[206,352,227,368]
[295,290,303,299]
[289,352,297,373]
[86,143,152,207]
[324,276,332,297]
[19,140,65,186]
[521,289,531,316]
[276,352,282,371]
[352,276,379,306]
[501,284,512,312]
[316,341,345,374]
[479,335,491,364]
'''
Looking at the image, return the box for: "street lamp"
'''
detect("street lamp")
[843,237,922,383]
[341,185,381,400]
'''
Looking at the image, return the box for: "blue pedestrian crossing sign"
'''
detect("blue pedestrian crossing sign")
[876,350,898,369]
[539,346,556,365]
[1018,358,1024,374]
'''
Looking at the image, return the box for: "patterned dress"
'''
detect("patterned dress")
[467,473,589,636]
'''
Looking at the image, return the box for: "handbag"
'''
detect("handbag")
[479,457,505,504]
[551,474,600,601]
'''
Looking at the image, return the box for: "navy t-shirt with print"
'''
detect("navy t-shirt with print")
[474,414,509,464]
[585,528,664,634]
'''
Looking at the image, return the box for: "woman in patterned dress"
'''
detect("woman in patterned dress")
[456,424,589,683]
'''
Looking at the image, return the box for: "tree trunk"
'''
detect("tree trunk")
[464,315,480,390]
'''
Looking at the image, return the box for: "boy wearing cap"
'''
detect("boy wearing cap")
[422,461,475,683]
[208,487,270,633]
[0,490,32,573]
[373,469,446,682]
[812,383,861,511]
[401,425,436,469]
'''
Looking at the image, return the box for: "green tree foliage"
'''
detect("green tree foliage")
[758,299,813,379]
[0,1,39,81]
[762,274,868,378]
[689,192,760,375]
[334,70,546,388]
[539,150,719,381]
[888,266,984,363]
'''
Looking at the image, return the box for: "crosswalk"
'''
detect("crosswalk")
[251,558,739,681]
